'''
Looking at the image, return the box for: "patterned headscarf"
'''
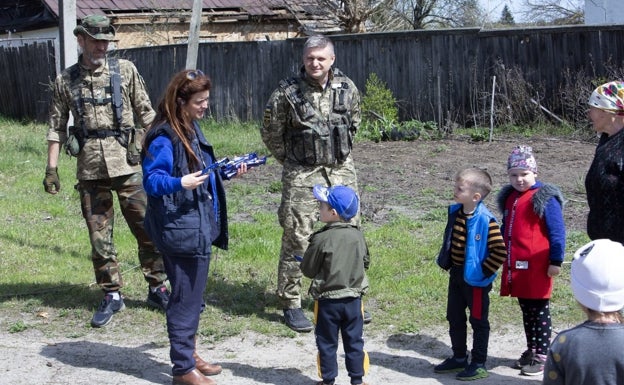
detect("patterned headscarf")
[588,81,624,114]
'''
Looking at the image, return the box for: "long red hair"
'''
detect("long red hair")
[148,69,211,170]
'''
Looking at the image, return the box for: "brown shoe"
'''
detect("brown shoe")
[193,351,223,376]
[172,368,216,385]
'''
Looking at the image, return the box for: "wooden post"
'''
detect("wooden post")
[489,76,496,142]
[186,0,203,70]
[59,0,77,71]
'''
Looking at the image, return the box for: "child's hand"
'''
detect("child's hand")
[547,265,561,277]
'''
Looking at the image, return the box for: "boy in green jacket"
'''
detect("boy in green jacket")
[301,185,370,385]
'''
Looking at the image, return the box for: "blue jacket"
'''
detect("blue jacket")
[437,202,498,287]
[141,121,228,257]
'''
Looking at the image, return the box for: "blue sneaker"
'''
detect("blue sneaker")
[91,293,125,328]
[283,308,313,332]
[146,284,170,311]
[456,362,489,381]
[434,356,467,373]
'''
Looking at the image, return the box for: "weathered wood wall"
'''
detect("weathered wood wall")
[2,25,624,125]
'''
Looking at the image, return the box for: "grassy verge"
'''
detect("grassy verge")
[0,117,587,343]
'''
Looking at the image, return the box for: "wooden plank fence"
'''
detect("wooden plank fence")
[2,25,624,126]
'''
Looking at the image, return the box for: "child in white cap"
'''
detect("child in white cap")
[300,185,370,385]
[543,239,624,385]
[496,145,566,376]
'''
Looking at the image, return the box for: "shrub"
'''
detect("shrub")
[360,73,399,141]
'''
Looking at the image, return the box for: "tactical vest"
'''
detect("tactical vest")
[67,57,123,139]
[64,57,141,164]
[279,69,354,166]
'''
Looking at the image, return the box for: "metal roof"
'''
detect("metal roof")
[41,0,325,20]
[1,0,342,36]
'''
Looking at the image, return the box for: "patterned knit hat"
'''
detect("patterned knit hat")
[507,145,537,173]
[588,81,624,114]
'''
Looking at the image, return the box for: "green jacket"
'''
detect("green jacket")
[301,222,369,299]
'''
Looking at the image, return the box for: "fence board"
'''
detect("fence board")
[2,25,624,126]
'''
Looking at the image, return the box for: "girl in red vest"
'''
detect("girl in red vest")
[496,145,566,377]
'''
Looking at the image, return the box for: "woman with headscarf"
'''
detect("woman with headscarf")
[586,81,624,244]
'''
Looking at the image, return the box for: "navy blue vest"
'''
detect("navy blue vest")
[143,121,228,257]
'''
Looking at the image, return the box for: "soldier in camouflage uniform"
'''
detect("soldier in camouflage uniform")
[261,35,363,332]
[43,15,168,328]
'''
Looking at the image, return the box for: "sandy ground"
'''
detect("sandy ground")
[1,325,546,385]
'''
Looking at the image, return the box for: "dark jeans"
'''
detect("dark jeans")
[446,266,491,364]
[315,296,367,384]
[163,254,210,376]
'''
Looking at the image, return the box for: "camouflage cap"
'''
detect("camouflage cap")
[73,15,116,41]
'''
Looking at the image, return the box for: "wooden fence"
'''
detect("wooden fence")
[2,24,624,125]
[0,40,56,122]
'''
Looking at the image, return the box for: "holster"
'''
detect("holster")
[64,126,84,157]
[120,127,144,165]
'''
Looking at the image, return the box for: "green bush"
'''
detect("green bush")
[360,73,399,141]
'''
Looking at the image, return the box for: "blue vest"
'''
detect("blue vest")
[143,122,228,257]
[438,202,497,287]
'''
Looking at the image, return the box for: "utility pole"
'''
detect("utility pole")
[59,0,77,71]
[185,0,203,70]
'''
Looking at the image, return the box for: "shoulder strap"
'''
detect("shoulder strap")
[108,57,123,129]
[67,63,88,138]
[278,77,318,120]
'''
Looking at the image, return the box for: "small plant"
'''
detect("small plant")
[8,320,28,333]
[469,128,489,142]
[268,180,282,193]
[360,73,399,141]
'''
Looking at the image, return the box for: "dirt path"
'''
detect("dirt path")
[2,326,545,385]
[2,136,593,384]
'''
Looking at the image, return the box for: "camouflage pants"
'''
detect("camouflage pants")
[277,156,359,309]
[76,172,166,292]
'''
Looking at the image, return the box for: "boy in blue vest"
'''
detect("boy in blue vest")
[301,185,370,385]
[434,168,507,381]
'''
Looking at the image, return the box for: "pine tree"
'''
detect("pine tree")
[499,4,515,25]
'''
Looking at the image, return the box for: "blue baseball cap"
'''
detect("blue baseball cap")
[313,185,359,221]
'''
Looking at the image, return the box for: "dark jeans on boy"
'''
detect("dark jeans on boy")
[315,296,367,384]
[447,265,491,364]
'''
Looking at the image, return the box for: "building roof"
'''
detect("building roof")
[37,0,342,34]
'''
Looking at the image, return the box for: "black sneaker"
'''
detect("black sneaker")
[456,362,489,381]
[434,356,468,373]
[514,349,534,369]
[363,310,372,324]
[283,308,313,332]
[520,354,546,376]
[91,293,125,328]
[146,284,170,311]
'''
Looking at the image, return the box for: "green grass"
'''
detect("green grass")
[0,116,588,343]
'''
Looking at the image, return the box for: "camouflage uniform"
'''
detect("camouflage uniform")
[46,57,166,291]
[261,67,361,309]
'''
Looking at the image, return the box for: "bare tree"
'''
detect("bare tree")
[316,0,485,32]
[521,0,584,25]
[318,0,396,32]
[366,0,485,31]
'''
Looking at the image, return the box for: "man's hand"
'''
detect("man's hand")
[43,166,60,194]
